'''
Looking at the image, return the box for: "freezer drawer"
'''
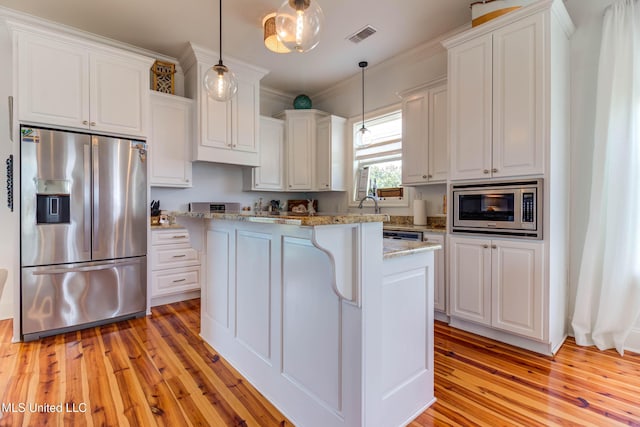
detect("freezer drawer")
[21,257,147,339]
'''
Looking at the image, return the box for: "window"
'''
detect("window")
[352,109,405,204]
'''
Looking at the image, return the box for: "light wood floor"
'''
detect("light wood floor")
[0,299,638,427]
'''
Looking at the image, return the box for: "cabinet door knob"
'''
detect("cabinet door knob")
[82,120,88,125]
[428,174,433,178]
[483,244,489,249]
[492,168,498,173]
[491,244,497,249]
[90,122,96,126]
[483,169,490,174]
[422,175,427,179]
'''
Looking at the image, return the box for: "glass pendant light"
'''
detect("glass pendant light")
[204,0,238,101]
[275,0,324,53]
[355,61,372,148]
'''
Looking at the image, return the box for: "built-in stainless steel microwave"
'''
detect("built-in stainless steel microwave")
[451,179,542,239]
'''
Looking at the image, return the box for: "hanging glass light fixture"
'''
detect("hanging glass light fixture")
[355,61,372,148]
[203,0,238,101]
[275,0,324,53]
[263,13,291,53]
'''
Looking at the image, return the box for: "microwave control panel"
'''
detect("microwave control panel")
[522,193,535,223]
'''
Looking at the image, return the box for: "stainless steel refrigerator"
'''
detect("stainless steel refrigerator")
[20,126,147,340]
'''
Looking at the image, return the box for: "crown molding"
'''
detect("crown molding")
[0,5,182,70]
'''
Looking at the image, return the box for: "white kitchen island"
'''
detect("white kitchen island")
[174,212,440,427]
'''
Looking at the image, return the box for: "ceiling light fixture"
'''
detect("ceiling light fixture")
[203,0,237,101]
[356,61,372,148]
[263,13,291,53]
[275,0,324,53]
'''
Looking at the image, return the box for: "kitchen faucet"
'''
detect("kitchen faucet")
[358,195,381,214]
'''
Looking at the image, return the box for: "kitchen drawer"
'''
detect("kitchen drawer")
[151,246,199,270]
[152,229,191,246]
[151,266,200,297]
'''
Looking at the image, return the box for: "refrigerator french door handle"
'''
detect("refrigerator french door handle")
[92,139,99,253]
[8,96,13,142]
[31,258,142,275]
[83,144,91,253]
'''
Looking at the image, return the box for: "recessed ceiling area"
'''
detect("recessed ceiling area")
[0,0,475,95]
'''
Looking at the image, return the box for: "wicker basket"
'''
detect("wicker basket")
[470,0,535,27]
[151,60,176,94]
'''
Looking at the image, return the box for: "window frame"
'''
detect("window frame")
[347,103,410,208]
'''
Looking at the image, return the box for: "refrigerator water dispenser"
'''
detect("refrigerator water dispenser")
[36,194,70,224]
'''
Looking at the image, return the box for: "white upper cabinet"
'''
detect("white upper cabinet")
[245,116,286,191]
[149,92,193,188]
[250,110,345,192]
[283,110,317,191]
[15,26,151,137]
[428,85,449,183]
[180,43,267,167]
[273,109,346,192]
[446,13,543,180]
[401,81,448,185]
[316,115,346,191]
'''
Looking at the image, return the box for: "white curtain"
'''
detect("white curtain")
[572,0,640,355]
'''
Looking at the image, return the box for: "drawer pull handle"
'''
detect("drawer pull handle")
[173,278,186,283]
[172,235,187,239]
[172,254,187,258]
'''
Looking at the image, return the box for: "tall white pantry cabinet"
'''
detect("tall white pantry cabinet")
[443,0,574,355]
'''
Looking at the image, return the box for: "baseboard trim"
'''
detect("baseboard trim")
[150,290,201,308]
[449,317,564,356]
[624,328,640,354]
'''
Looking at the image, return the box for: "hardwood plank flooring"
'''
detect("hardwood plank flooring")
[0,299,638,426]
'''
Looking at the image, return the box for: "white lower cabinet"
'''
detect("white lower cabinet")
[449,235,543,340]
[423,233,446,314]
[150,228,201,305]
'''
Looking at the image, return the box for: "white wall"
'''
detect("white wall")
[0,20,16,320]
[310,35,456,217]
[150,162,289,212]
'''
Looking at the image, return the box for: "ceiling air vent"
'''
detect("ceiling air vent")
[347,25,377,44]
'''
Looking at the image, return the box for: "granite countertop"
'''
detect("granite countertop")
[383,238,442,259]
[170,211,390,226]
[383,223,446,233]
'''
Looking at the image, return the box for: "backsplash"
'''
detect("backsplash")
[387,215,447,229]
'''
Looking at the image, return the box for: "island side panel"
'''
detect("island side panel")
[201,219,363,427]
[363,243,436,427]
[380,251,436,426]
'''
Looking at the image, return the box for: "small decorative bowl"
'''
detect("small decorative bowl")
[293,94,312,109]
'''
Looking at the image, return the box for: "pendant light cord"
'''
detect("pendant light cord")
[218,0,223,65]
[359,61,368,130]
